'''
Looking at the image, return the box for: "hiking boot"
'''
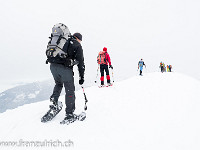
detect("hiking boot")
[107,83,112,86]
[99,85,105,88]
[64,113,76,121]
[60,113,77,124]
[100,85,104,87]
[50,97,58,105]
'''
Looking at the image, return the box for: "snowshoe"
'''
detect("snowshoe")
[98,85,106,88]
[41,101,63,123]
[99,83,113,88]
[106,83,113,87]
[60,112,86,125]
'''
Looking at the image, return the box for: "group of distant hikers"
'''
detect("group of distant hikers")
[159,62,172,73]
[137,59,173,76]
[42,23,173,124]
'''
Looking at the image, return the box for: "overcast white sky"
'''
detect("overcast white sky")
[0,0,200,89]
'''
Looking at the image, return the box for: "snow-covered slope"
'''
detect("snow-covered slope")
[0,72,200,150]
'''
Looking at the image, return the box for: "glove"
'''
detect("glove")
[109,65,113,69]
[79,76,84,85]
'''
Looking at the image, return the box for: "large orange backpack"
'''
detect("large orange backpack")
[97,51,107,64]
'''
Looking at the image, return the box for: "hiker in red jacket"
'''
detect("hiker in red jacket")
[97,47,113,87]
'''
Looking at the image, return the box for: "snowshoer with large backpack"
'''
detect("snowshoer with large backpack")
[138,59,146,76]
[42,23,85,124]
[97,47,113,87]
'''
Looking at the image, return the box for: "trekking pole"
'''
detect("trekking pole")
[94,65,100,83]
[81,86,88,111]
[111,68,115,83]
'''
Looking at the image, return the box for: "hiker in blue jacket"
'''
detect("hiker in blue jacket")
[138,59,146,76]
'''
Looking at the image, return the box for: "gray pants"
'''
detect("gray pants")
[50,63,75,114]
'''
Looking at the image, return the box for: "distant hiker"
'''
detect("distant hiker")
[169,65,172,72]
[160,62,165,73]
[97,47,113,87]
[43,23,85,123]
[138,59,146,76]
[167,65,169,72]
[163,63,166,72]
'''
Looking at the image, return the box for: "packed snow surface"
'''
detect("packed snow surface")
[0,72,200,150]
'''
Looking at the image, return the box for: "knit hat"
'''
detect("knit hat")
[73,33,82,41]
[103,47,107,52]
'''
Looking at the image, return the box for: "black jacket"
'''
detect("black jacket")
[64,37,85,78]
